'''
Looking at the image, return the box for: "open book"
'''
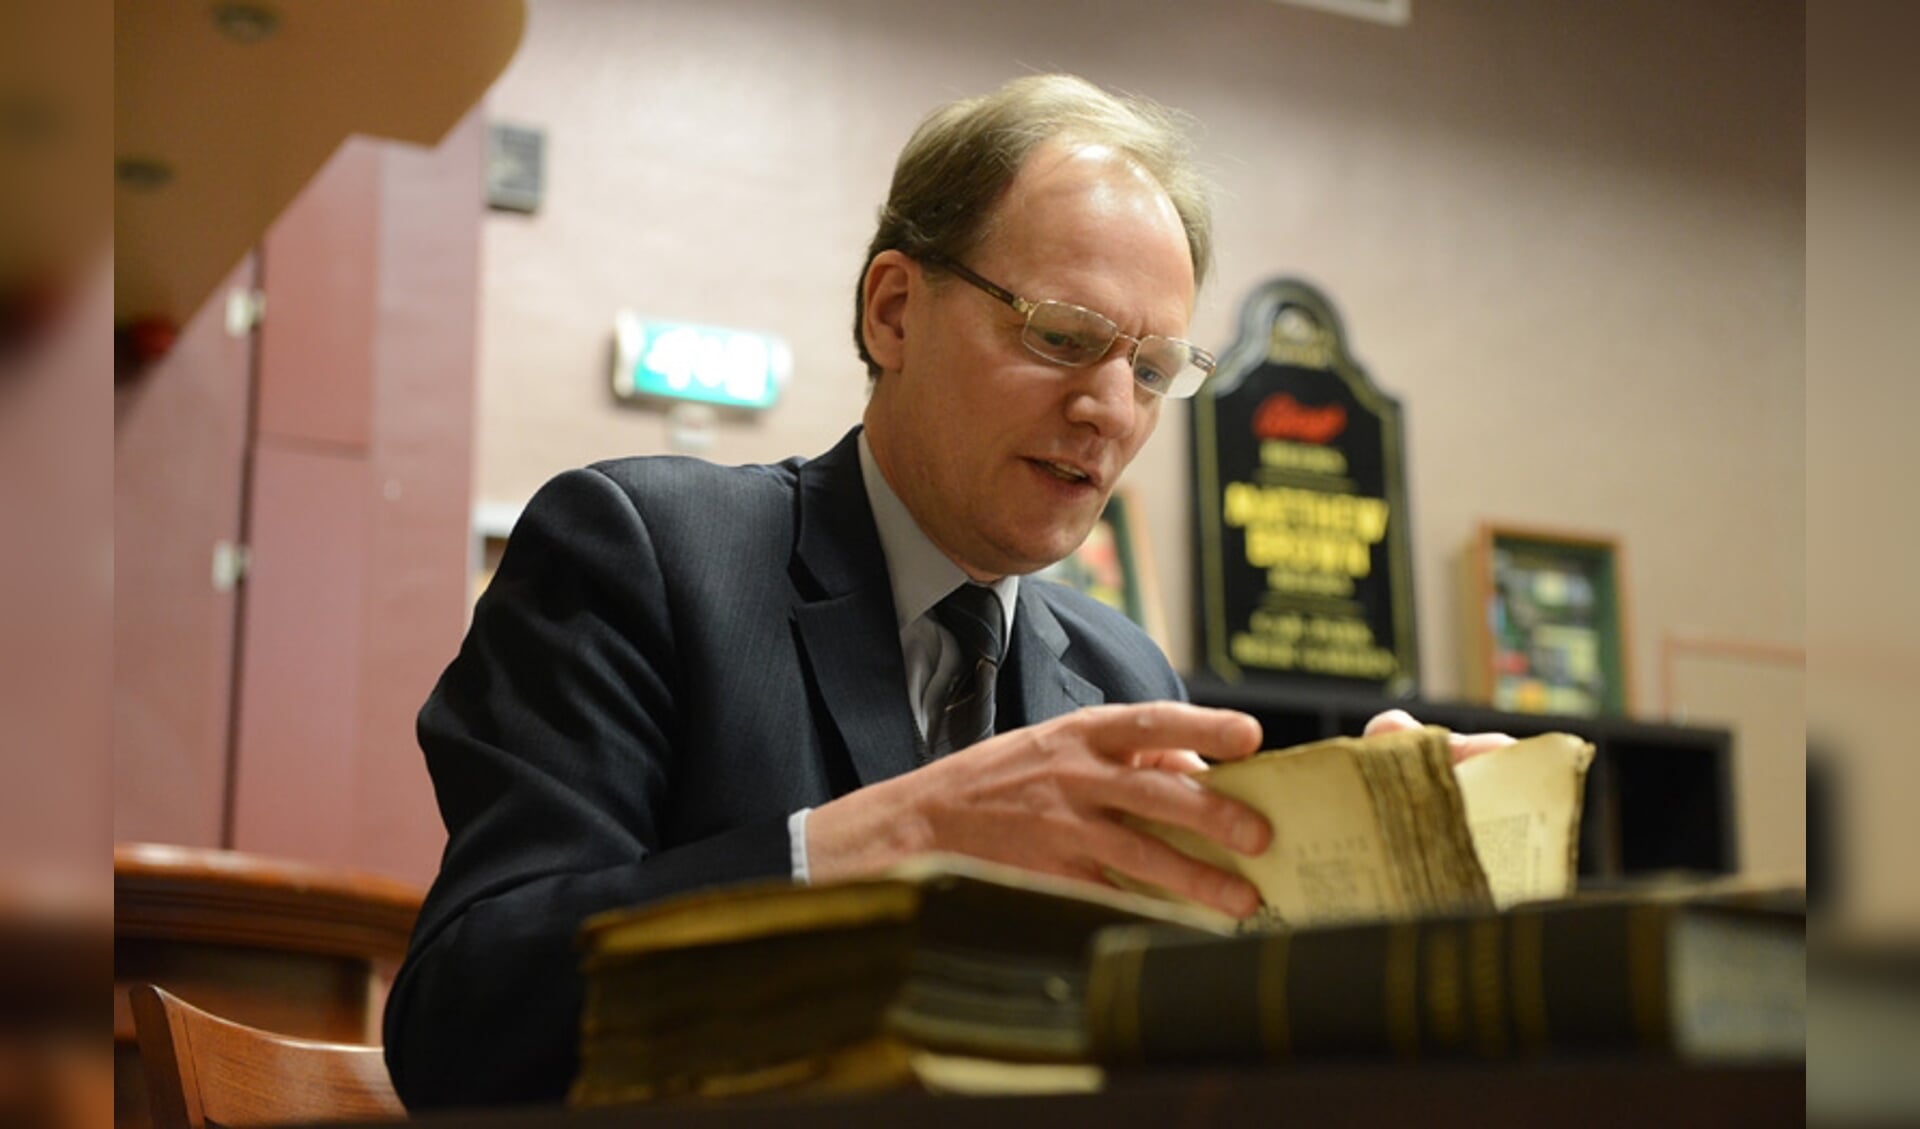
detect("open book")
[1133,727,1596,928]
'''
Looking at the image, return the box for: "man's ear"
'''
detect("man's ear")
[861,250,916,374]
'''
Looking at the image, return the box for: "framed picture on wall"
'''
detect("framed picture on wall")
[1470,523,1631,717]
[1036,488,1170,655]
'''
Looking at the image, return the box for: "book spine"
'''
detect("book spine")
[1086,903,1677,1063]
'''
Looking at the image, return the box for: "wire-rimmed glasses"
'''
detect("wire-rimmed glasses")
[922,254,1216,399]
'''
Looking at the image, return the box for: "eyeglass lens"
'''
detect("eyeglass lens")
[1022,301,1210,397]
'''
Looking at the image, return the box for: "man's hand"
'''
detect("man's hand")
[806,702,1271,918]
[1364,708,1516,762]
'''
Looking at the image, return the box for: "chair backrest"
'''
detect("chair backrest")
[130,983,405,1129]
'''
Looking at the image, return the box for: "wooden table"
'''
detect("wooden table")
[347,1059,1804,1129]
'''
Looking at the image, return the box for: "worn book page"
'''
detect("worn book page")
[1355,734,1491,915]
[1134,729,1593,927]
[1143,736,1414,927]
[1454,733,1595,907]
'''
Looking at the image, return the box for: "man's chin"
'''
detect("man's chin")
[987,530,1100,579]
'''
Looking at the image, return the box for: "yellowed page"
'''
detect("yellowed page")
[1454,733,1595,907]
[583,852,1229,957]
[1150,741,1409,927]
[908,1051,1104,1095]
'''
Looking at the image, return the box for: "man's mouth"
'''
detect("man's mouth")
[1030,458,1095,487]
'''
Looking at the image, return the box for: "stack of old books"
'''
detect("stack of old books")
[568,854,1210,1104]
[568,728,1804,1106]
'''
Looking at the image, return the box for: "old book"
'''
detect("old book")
[1086,890,1806,1065]
[572,729,1606,1102]
[567,854,1225,1106]
[1134,728,1595,928]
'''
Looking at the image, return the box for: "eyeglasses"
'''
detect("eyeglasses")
[922,255,1216,399]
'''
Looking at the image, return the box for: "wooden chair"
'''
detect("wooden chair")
[129,983,405,1129]
[114,843,422,1129]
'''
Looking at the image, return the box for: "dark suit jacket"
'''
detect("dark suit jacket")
[383,427,1183,1109]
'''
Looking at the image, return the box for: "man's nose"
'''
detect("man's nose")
[1062,350,1142,439]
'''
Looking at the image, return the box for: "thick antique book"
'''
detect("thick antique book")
[567,854,1225,1106]
[1132,727,1596,928]
[1085,888,1806,1065]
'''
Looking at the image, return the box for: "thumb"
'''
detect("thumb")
[1364,708,1422,737]
[1449,731,1519,764]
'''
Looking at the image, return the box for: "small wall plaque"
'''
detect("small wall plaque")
[487,122,545,213]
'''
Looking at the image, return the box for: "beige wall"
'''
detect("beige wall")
[475,1,1804,869]
[1807,0,1918,932]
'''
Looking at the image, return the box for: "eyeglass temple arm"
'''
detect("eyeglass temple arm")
[920,254,1030,314]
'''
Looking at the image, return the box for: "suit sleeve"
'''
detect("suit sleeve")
[383,467,791,1110]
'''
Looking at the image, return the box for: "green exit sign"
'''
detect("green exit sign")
[612,313,791,410]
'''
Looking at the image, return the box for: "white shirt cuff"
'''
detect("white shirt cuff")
[787,807,812,884]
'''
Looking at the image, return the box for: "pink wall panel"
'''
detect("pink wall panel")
[112,256,255,847]
[257,138,379,452]
[2,257,114,872]
[228,442,370,866]
[117,117,482,880]
[352,108,486,884]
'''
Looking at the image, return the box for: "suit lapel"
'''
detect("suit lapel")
[791,430,923,788]
[1008,586,1104,726]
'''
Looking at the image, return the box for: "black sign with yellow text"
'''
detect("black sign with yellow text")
[1190,280,1419,695]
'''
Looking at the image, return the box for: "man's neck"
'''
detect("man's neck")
[855,428,1017,638]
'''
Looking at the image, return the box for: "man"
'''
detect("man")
[385,74,1492,1109]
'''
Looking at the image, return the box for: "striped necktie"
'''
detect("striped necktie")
[927,583,1006,757]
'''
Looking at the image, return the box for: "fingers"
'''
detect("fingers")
[1094,760,1272,859]
[1366,708,1514,764]
[1364,708,1421,736]
[1058,704,1270,858]
[1065,823,1263,919]
[1449,730,1518,763]
[850,705,1273,919]
[1080,702,1262,763]
[1126,748,1210,773]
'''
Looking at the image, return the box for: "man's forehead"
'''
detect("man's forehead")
[979,141,1179,258]
[1005,139,1166,208]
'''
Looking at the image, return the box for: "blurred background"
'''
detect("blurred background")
[6,0,1919,1123]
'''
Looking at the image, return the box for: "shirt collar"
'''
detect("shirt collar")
[858,430,1018,638]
